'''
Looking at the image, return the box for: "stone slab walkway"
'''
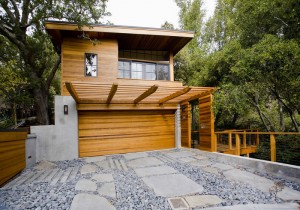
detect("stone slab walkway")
[0,148,299,210]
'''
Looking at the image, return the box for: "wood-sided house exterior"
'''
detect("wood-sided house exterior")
[45,21,215,157]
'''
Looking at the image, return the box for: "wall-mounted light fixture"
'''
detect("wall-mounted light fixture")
[64,105,68,115]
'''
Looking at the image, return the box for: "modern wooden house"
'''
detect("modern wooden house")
[45,21,215,157]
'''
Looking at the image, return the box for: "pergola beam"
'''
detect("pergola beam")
[106,83,118,104]
[180,88,215,104]
[159,86,191,104]
[134,85,158,104]
[65,82,80,103]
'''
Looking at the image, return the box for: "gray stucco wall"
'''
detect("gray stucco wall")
[31,96,78,161]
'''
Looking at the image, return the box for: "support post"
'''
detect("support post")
[256,131,260,146]
[243,130,247,148]
[175,104,181,148]
[228,132,232,150]
[235,134,241,156]
[270,134,276,162]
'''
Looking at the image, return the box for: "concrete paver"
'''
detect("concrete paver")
[127,157,164,168]
[211,163,234,171]
[84,156,106,163]
[92,174,114,183]
[134,166,177,177]
[95,160,110,170]
[123,152,148,160]
[34,160,57,170]
[223,169,300,200]
[189,159,212,167]
[167,151,196,159]
[80,164,97,174]
[142,174,204,197]
[184,195,223,208]
[75,179,97,191]
[98,183,116,198]
[69,194,116,210]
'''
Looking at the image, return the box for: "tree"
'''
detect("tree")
[161,21,175,30]
[0,0,110,124]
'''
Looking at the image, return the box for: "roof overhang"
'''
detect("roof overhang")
[45,21,194,55]
[66,82,215,110]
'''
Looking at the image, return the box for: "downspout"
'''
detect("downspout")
[175,104,181,148]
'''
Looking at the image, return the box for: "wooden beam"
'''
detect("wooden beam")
[106,83,118,104]
[65,82,80,103]
[77,103,178,111]
[159,86,191,104]
[181,88,215,104]
[134,85,158,104]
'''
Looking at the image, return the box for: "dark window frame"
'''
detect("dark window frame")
[118,59,170,81]
[84,53,98,77]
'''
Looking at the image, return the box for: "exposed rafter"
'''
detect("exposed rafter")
[159,87,191,104]
[134,85,158,104]
[65,82,80,103]
[106,83,118,104]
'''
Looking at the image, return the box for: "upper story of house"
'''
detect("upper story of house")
[45,21,194,95]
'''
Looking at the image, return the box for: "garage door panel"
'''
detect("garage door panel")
[78,110,175,157]
[79,117,175,130]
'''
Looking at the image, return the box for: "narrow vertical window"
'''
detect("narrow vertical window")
[85,53,98,77]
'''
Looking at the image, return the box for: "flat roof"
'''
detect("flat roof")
[45,21,194,55]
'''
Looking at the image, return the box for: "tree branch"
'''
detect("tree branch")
[21,0,30,27]
[1,1,17,22]
[8,0,20,22]
[0,24,27,52]
[46,56,61,89]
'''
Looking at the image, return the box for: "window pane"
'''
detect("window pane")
[118,70,123,78]
[124,70,131,78]
[85,53,97,77]
[157,64,169,80]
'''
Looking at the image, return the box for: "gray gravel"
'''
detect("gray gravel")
[0,149,299,210]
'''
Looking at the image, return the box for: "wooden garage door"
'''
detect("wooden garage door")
[78,110,175,157]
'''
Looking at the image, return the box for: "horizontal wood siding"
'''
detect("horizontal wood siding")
[78,110,175,157]
[199,94,215,151]
[181,102,191,148]
[0,131,27,186]
[61,38,118,95]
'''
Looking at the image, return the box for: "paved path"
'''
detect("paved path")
[1,149,299,210]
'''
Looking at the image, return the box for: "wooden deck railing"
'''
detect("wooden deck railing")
[214,130,300,163]
[0,130,28,186]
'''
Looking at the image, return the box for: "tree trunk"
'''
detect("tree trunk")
[12,102,17,127]
[33,86,49,125]
[254,104,270,132]
[278,99,285,131]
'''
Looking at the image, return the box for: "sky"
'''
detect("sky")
[106,0,217,28]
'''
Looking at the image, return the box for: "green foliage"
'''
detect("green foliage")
[0,0,110,124]
[175,0,299,132]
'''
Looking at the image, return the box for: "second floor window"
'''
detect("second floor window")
[85,53,98,77]
[118,60,169,81]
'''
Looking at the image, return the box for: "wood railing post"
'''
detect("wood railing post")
[228,132,232,150]
[213,133,218,152]
[235,134,240,156]
[256,131,260,146]
[270,134,276,162]
[243,130,247,148]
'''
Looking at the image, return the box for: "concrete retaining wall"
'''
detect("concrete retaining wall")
[30,96,78,162]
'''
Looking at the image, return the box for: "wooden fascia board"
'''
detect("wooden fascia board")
[77,103,178,111]
[159,86,191,104]
[106,83,118,104]
[45,23,194,38]
[65,82,80,103]
[134,85,158,104]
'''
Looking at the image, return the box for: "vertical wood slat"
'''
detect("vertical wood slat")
[0,131,27,186]
[228,132,232,150]
[235,134,241,156]
[181,102,191,148]
[243,130,247,148]
[270,134,276,162]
